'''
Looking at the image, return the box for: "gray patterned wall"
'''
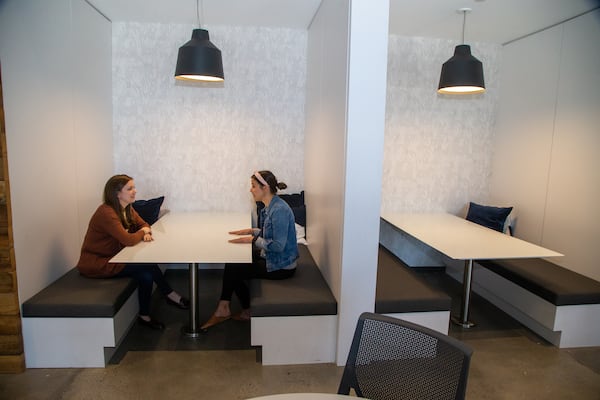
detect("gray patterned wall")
[382,35,502,215]
[113,24,502,216]
[112,23,307,212]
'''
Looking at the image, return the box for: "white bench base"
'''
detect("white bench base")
[22,289,139,368]
[447,262,600,348]
[383,311,450,335]
[251,315,337,365]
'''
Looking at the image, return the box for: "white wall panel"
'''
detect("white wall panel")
[0,0,112,302]
[338,0,389,366]
[304,0,349,303]
[112,24,307,212]
[72,0,114,243]
[489,27,562,243]
[490,10,600,280]
[304,0,350,366]
[543,10,600,280]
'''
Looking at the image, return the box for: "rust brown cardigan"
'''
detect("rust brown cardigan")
[76,204,149,278]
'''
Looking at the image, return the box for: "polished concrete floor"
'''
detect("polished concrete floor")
[1,269,599,400]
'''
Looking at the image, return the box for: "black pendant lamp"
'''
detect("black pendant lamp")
[438,8,484,94]
[175,0,224,82]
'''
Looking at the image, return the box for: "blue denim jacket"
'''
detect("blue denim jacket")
[254,195,299,272]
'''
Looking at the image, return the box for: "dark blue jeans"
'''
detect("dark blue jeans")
[114,264,173,316]
[220,252,295,309]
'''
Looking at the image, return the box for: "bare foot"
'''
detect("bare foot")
[232,309,251,321]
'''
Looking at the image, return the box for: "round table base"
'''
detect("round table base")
[451,316,476,328]
[181,326,204,338]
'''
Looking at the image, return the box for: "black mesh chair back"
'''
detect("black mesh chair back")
[338,312,473,400]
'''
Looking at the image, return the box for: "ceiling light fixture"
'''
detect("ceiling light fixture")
[438,8,485,94]
[175,0,224,82]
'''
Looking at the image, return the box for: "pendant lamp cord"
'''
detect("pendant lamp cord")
[196,0,202,28]
[461,10,466,44]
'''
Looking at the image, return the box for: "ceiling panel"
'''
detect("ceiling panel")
[87,0,599,44]
[88,0,322,29]
[388,0,598,44]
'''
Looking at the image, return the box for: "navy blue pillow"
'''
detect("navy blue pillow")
[466,202,513,232]
[132,196,164,225]
[279,192,304,208]
[280,192,306,226]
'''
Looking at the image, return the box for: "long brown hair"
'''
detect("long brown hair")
[103,174,133,228]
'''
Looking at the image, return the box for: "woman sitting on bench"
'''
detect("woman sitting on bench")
[76,174,189,330]
[201,170,299,330]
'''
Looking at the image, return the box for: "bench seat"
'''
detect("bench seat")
[250,244,338,365]
[376,246,451,333]
[21,268,139,368]
[473,258,600,348]
[251,245,337,317]
[477,258,600,306]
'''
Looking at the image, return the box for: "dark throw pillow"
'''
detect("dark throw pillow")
[279,191,304,208]
[466,202,513,232]
[132,196,165,225]
[279,191,306,226]
[257,191,306,227]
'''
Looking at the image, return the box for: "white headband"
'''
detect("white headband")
[254,171,268,187]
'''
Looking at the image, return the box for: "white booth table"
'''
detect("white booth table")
[247,394,361,400]
[381,213,562,327]
[111,211,252,336]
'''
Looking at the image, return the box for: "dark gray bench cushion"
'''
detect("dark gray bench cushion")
[477,258,600,306]
[250,245,337,317]
[376,246,451,313]
[22,268,137,318]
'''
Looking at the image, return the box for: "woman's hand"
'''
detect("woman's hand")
[229,228,253,235]
[140,227,152,242]
[228,236,253,244]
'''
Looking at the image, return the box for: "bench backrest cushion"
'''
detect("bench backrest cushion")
[256,191,306,227]
[22,268,137,318]
[376,246,451,313]
[478,258,600,306]
[132,196,165,225]
[466,202,513,233]
[250,244,337,317]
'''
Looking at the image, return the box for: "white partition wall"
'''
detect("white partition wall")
[489,27,562,245]
[490,10,600,281]
[0,0,112,303]
[305,0,389,365]
[71,0,114,242]
[542,10,600,281]
[337,0,389,365]
[304,0,350,313]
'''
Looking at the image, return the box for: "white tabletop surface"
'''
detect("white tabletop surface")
[110,211,252,264]
[381,212,562,260]
[246,394,359,400]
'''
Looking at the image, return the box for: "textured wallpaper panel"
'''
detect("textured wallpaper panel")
[113,23,306,212]
[382,35,502,215]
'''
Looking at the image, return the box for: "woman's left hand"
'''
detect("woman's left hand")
[228,236,253,244]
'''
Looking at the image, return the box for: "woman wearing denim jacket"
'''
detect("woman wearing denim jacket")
[201,170,299,329]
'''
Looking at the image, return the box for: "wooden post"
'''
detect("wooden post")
[0,64,25,373]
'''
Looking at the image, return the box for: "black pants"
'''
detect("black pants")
[220,251,295,309]
[114,263,173,315]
